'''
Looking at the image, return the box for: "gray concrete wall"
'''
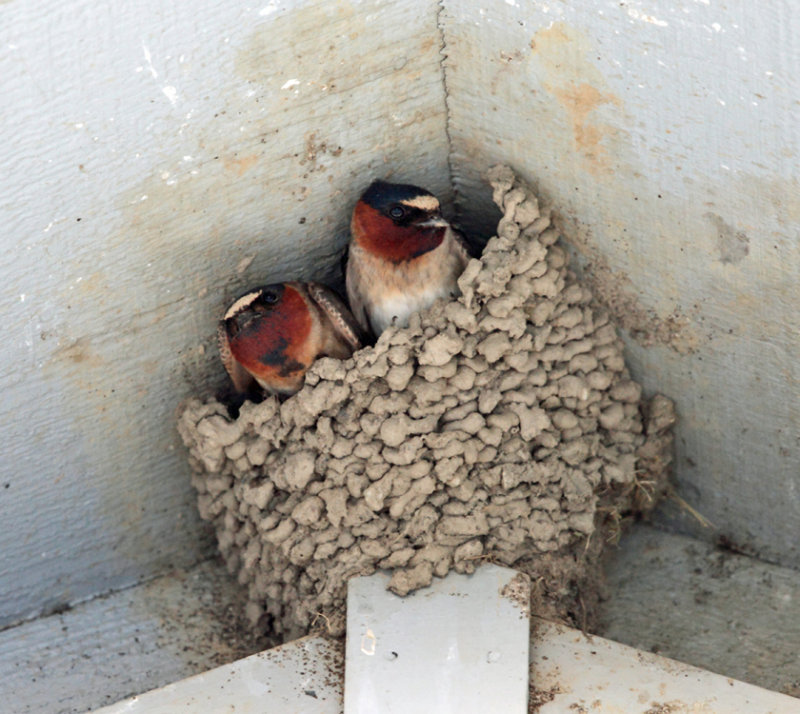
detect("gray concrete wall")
[0,0,450,627]
[443,1,799,567]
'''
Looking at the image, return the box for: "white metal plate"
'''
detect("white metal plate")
[344,566,531,714]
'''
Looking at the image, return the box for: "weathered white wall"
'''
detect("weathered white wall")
[0,0,450,626]
[2,0,798,628]
[443,1,799,567]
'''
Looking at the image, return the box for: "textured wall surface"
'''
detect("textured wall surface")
[443,1,799,567]
[2,0,798,629]
[0,0,450,626]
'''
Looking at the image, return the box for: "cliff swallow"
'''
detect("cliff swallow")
[218,281,362,396]
[346,180,470,337]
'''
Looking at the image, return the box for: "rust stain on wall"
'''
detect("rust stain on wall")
[420,35,436,53]
[530,23,625,176]
[223,154,259,176]
[74,271,108,299]
[551,83,622,170]
[51,336,106,368]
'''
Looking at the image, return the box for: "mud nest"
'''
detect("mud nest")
[178,166,675,641]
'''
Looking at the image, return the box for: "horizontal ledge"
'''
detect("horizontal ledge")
[95,566,797,713]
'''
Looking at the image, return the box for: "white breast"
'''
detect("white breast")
[371,285,452,335]
[356,227,468,336]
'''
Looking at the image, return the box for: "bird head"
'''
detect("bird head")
[222,282,311,377]
[351,180,449,262]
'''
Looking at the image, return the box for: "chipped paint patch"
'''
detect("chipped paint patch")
[704,213,750,264]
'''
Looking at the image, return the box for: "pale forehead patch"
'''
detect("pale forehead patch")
[224,291,262,319]
[400,195,439,211]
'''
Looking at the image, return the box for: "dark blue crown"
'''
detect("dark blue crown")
[360,180,435,210]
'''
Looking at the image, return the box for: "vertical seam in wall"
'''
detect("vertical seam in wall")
[436,0,459,219]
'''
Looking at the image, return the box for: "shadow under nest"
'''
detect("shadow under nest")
[178,165,675,642]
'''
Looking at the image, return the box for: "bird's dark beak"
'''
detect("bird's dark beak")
[417,214,448,229]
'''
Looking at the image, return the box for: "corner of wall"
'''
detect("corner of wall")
[436,0,458,218]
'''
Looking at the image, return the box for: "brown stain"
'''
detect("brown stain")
[140,359,161,375]
[724,174,800,233]
[74,271,106,296]
[52,336,106,368]
[529,22,571,53]
[765,176,800,224]
[550,82,622,171]
[530,23,625,176]
[223,154,259,176]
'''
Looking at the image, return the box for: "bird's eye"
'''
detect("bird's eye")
[261,290,279,304]
[389,205,405,219]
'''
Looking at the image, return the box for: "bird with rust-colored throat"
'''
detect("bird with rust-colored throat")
[346,180,470,338]
[218,281,362,397]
